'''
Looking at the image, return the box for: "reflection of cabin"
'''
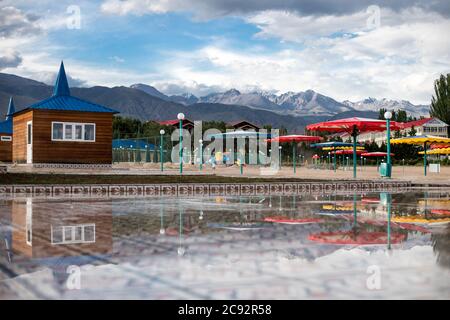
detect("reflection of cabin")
[0,97,15,162]
[228,120,260,131]
[156,119,194,133]
[11,198,113,259]
[12,62,119,165]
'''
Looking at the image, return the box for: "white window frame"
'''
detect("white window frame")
[51,224,96,245]
[51,122,96,142]
[0,136,12,141]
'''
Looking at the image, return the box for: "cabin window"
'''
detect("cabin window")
[64,124,73,139]
[52,122,96,142]
[51,224,96,245]
[52,123,63,140]
[84,124,95,141]
[0,136,12,141]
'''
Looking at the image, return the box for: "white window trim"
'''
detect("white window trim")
[51,224,96,245]
[0,135,12,141]
[51,121,96,142]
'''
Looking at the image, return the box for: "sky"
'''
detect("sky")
[1,0,449,104]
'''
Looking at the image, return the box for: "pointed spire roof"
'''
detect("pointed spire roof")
[52,61,71,97]
[6,96,15,121]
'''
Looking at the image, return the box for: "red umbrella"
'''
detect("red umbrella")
[312,154,320,159]
[361,152,394,157]
[306,117,402,178]
[266,135,322,173]
[306,117,402,134]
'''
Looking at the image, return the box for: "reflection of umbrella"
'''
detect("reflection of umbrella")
[419,148,450,155]
[266,135,322,173]
[361,152,394,157]
[207,222,266,231]
[312,154,320,159]
[307,117,401,178]
[264,216,323,224]
[391,135,450,176]
[335,149,365,155]
[308,230,406,245]
[431,209,450,216]
[392,216,450,225]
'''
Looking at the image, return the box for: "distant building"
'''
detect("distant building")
[227,120,260,131]
[156,119,194,133]
[344,117,449,146]
[12,62,119,166]
[0,97,15,162]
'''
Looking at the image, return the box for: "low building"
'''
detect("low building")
[228,120,260,131]
[156,119,194,133]
[12,62,119,166]
[0,97,15,162]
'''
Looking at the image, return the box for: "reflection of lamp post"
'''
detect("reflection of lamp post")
[160,129,165,172]
[177,113,185,174]
[199,139,203,171]
[279,146,282,169]
[159,206,165,235]
[384,111,392,178]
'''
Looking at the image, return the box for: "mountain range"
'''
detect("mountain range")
[131,83,430,118]
[0,72,430,134]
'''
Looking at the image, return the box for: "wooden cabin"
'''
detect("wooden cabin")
[12,62,118,165]
[0,97,14,162]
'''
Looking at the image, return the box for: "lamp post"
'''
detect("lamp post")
[177,113,185,174]
[159,129,165,172]
[384,111,392,178]
[199,139,203,171]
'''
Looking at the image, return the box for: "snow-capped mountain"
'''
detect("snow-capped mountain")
[169,93,199,105]
[129,83,430,119]
[130,83,169,101]
[199,89,282,111]
[342,98,429,117]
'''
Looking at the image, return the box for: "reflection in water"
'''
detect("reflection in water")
[0,190,449,299]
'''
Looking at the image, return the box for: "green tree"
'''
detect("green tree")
[408,125,417,137]
[430,73,450,137]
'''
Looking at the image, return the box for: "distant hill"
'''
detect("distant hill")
[0,73,309,133]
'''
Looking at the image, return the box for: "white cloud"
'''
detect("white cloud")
[0,49,23,70]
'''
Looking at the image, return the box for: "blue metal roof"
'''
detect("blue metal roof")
[15,61,118,114]
[53,61,71,97]
[26,95,118,113]
[6,97,15,120]
[112,139,155,150]
[0,119,12,134]
[0,97,14,134]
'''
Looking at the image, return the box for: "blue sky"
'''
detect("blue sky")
[1,0,449,104]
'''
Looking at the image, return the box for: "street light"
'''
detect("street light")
[384,111,392,178]
[177,113,185,174]
[159,129,165,172]
[199,139,203,171]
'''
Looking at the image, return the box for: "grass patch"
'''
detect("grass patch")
[0,173,321,185]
